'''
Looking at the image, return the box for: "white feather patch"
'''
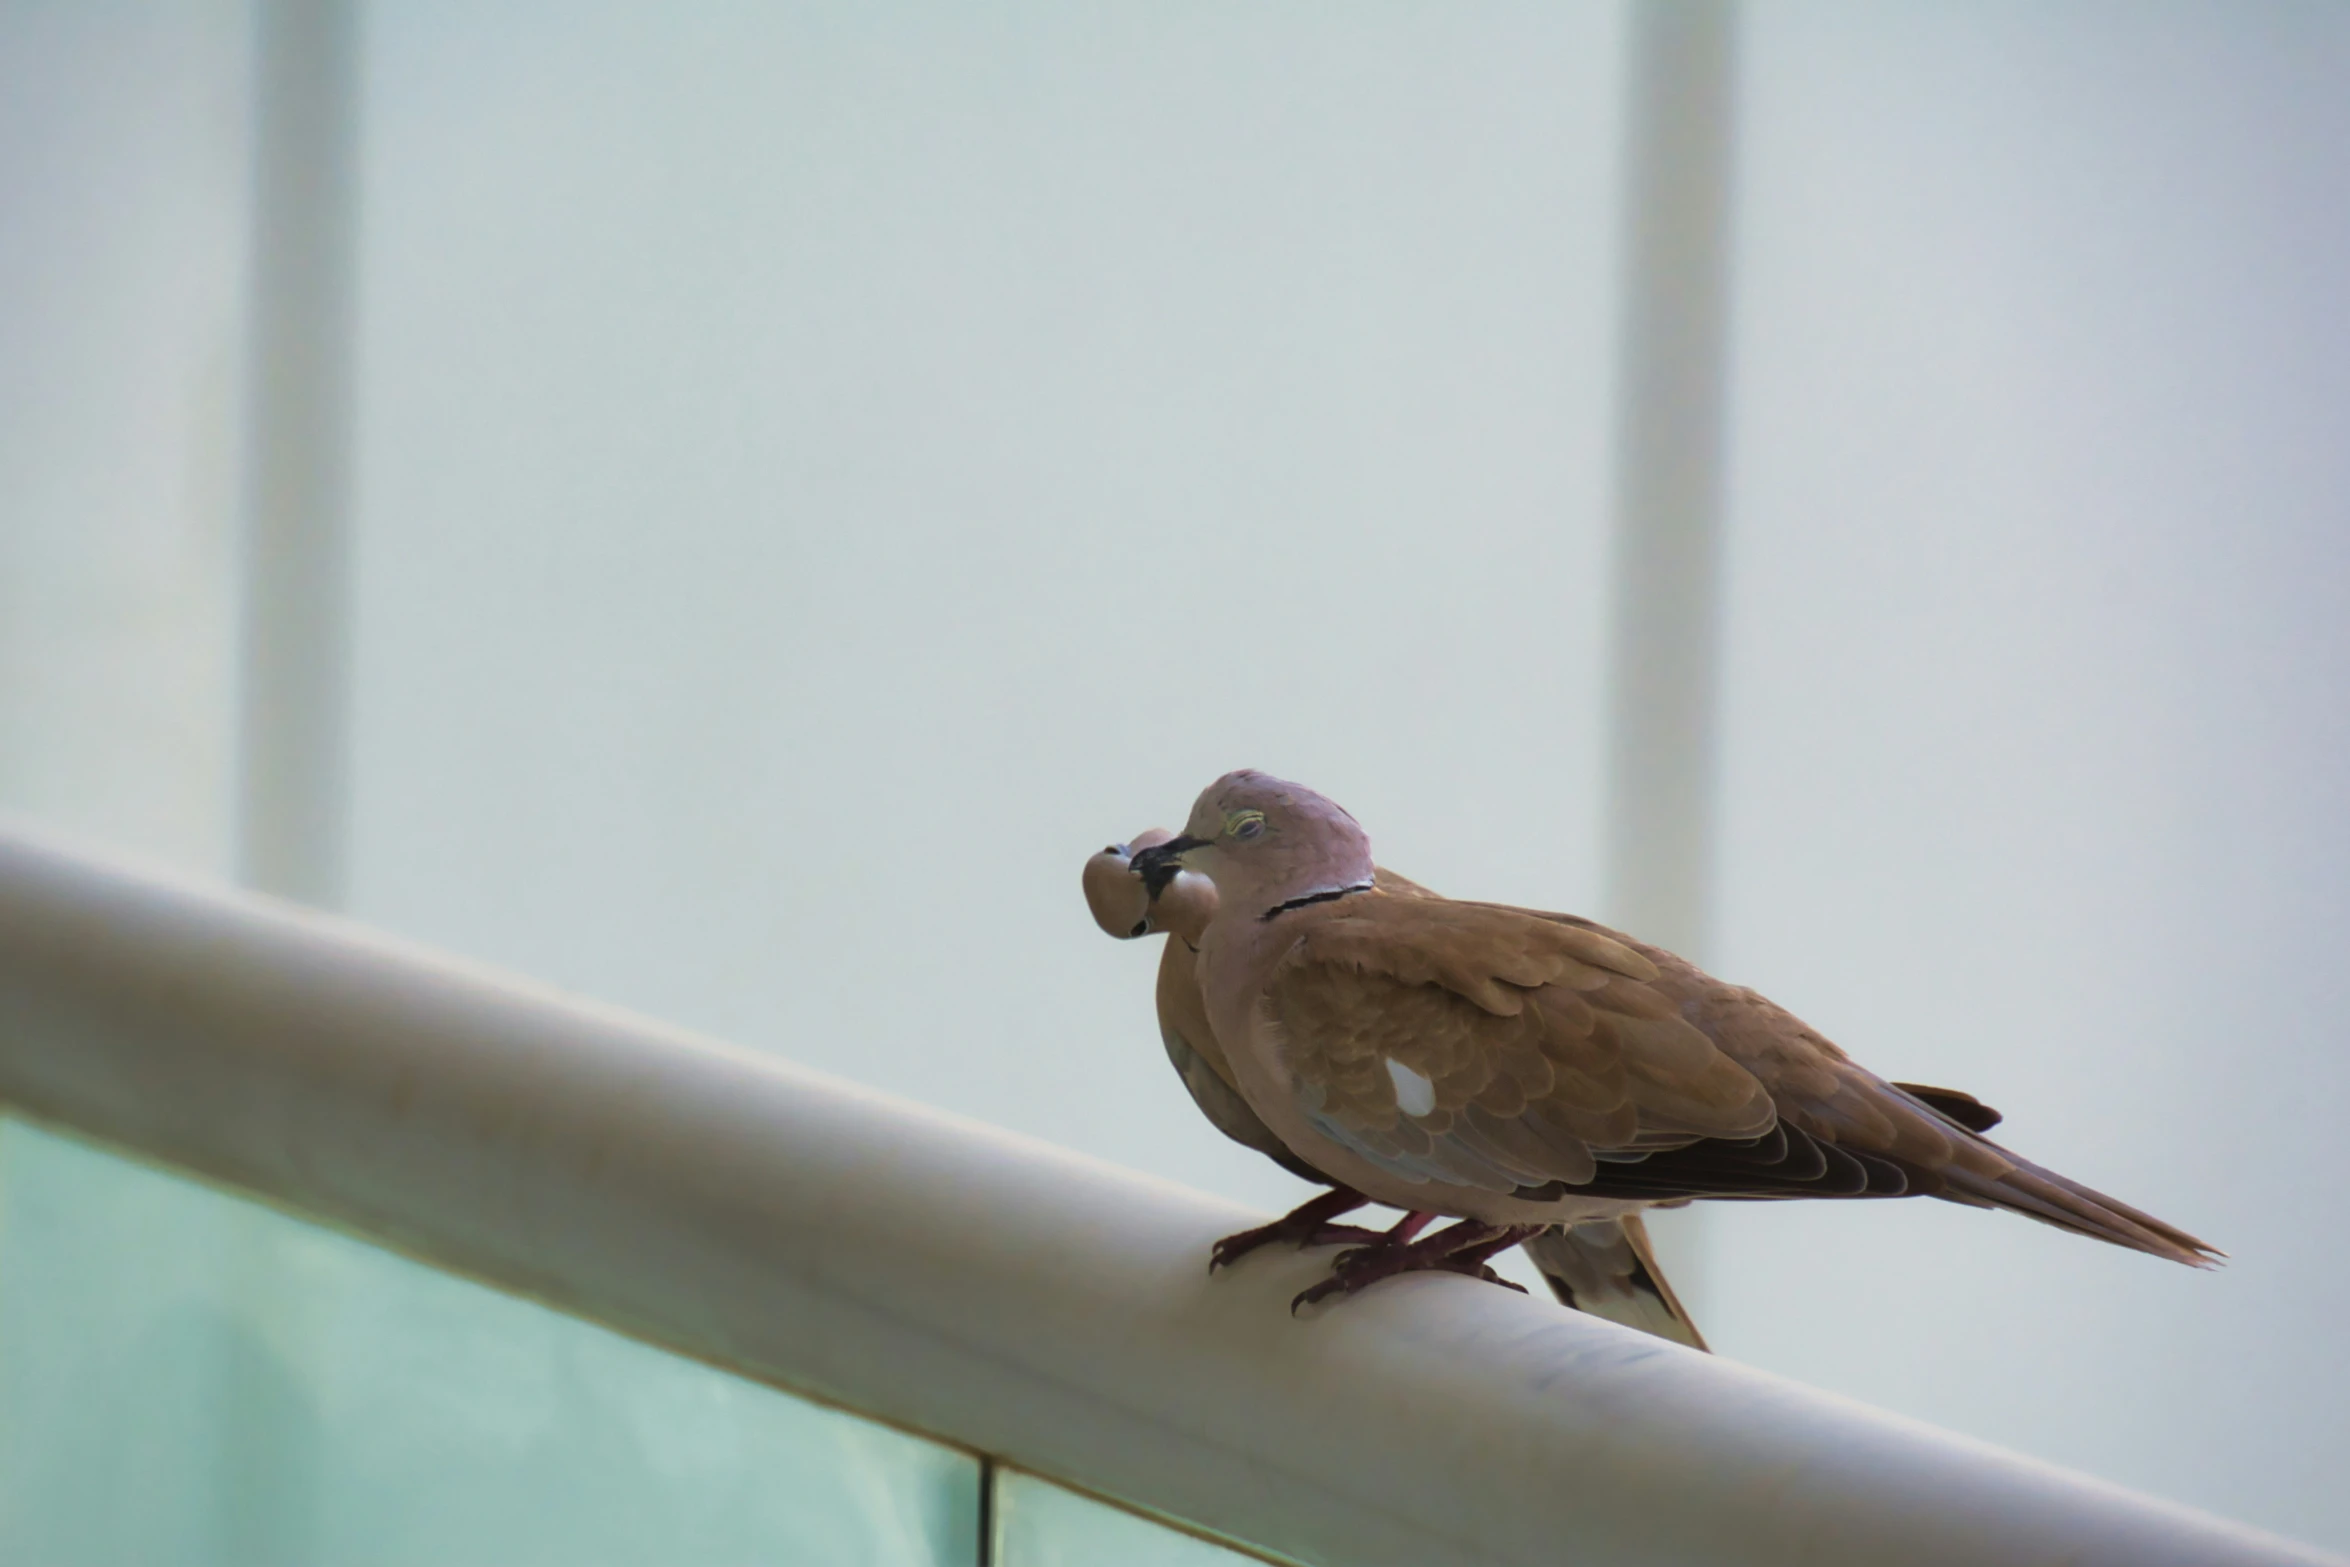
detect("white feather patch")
[1385,1057,1436,1118]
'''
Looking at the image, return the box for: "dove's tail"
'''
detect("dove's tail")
[1523,1214,1709,1351]
[1934,1147,2223,1268]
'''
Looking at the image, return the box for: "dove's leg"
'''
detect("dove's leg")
[1378,1210,1437,1247]
[1431,1224,1545,1287]
[1291,1219,1543,1311]
[1208,1187,1384,1272]
[1224,1205,1434,1279]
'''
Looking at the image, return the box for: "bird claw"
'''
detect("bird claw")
[1207,1188,1375,1273]
[1210,1221,1383,1272]
[1290,1275,1351,1313]
[1288,1221,1537,1312]
[1303,1222,1385,1250]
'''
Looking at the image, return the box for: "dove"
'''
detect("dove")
[1085,830,1710,1346]
[1125,770,2219,1310]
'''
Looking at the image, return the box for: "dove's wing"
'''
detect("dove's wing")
[1422,902,2215,1264]
[1264,895,2216,1265]
[1263,897,1778,1196]
[1603,937,2218,1264]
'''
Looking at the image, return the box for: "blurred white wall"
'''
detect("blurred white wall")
[1708,0,2350,1547]
[0,0,247,872]
[344,1,1629,1219]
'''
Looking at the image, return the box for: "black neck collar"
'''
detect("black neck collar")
[1258,881,1375,922]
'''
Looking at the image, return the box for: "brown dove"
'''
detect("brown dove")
[1124,770,2219,1311]
[1085,830,1710,1347]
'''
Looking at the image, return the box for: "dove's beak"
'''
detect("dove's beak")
[1129,835,1210,894]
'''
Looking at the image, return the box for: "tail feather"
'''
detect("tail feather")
[1938,1148,2222,1267]
[1524,1214,1709,1351]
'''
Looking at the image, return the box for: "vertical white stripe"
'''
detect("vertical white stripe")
[234,0,361,908]
[1600,0,1740,1315]
[224,5,363,1551]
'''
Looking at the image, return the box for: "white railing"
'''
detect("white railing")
[0,816,2331,1567]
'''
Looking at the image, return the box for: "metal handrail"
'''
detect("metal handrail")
[0,817,2331,1567]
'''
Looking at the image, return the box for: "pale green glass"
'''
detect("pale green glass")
[0,1117,978,1567]
[991,1469,1270,1567]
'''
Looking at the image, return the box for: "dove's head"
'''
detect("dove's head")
[1082,829,1220,942]
[1130,771,1374,918]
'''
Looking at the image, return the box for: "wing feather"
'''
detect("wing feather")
[1263,899,1773,1197]
[1252,880,2216,1265]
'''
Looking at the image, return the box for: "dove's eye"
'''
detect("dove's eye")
[1227,810,1267,841]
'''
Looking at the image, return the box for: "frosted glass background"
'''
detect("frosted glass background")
[0,0,245,870]
[0,1119,981,1566]
[345,0,1628,1226]
[3,0,2349,1558]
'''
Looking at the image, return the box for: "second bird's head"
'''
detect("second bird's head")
[1128,770,1375,916]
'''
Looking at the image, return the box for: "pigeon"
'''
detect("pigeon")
[1121,770,2216,1311]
